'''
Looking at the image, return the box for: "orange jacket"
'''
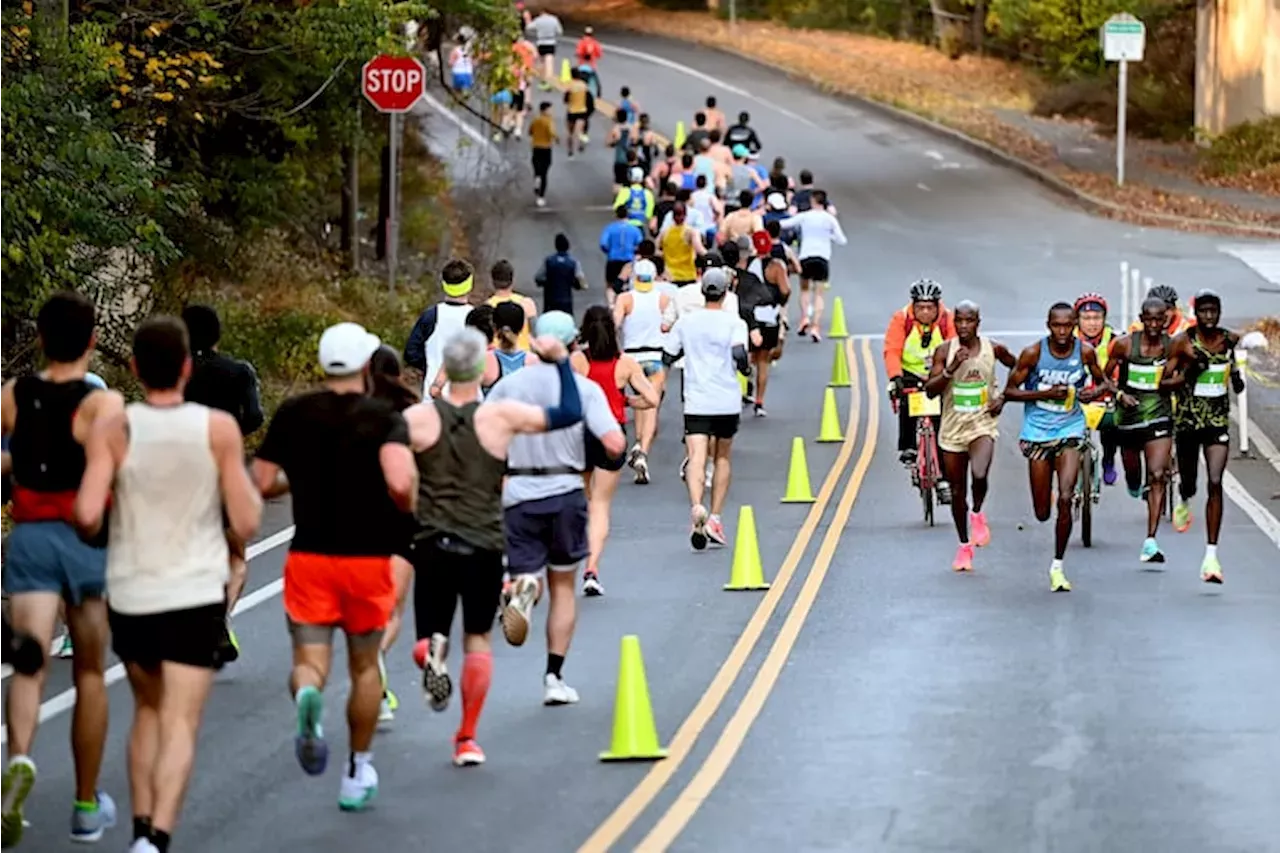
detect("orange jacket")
[575,36,602,66]
[883,301,956,379]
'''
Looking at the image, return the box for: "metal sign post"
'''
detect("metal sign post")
[361,54,427,292]
[1102,14,1146,187]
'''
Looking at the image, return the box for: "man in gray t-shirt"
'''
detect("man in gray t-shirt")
[484,311,624,706]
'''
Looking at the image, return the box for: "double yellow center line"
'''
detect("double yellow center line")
[579,337,881,852]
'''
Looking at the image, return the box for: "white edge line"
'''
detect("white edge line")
[1224,472,1280,550]
[560,36,819,127]
[0,526,296,744]
[418,91,497,150]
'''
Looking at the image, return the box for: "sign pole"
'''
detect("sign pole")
[1116,59,1128,187]
[387,112,400,293]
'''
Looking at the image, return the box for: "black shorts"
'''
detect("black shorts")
[412,534,504,637]
[605,259,629,293]
[587,423,627,471]
[800,257,830,282]
[504,490,589,573]
[1118,421,1174,449]
[684,414,740,440]
[537,44,556,57]
[568,111,589,125]
[1176,425,1231,450]
[512,89,526,111]
[110,600,226,671]
[750,325,781,352]
[613,162,630,186]
[392,514,416,562]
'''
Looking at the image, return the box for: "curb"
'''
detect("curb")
[559,15,1280,239]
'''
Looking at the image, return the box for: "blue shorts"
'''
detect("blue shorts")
[503,491,589,574]
[3,521,107,604]
[452,72,474,91]
[491,89,514,106]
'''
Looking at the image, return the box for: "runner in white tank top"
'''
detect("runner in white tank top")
[73,315,261,849]
[612,260,671,483]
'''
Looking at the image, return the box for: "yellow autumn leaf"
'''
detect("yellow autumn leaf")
[194,112,204,123]
[175,77,189,89]
[155,116,168,126]
[111,99,122,109]
[206,59,223,70]
[128,46,145,59]
[22,1,32,15]
[153,91,175,102]
[110,41,123,52]
[166,69,179,77]
[119,84,131,94]
[145,58,160,75]
[197,75,214,85]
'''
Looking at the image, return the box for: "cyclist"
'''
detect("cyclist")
[924,300,1016,572]
[1165,289,1244,583]
[1110,296,1178,564]
[884,279,955,504]
[1129,284,1194,336]
[1002,302,1113,592]
[1073,292,1122,486]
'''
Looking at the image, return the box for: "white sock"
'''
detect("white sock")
[350,751,373,775]
[1205,544,1218,559]
[959,540,970,547]
[1051,558,1064,572]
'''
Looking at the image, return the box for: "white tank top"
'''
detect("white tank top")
[106,403,229,615]
[424,301,473,395]
[450,47,473,75]
[622,288,665,355]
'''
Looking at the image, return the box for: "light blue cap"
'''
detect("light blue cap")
[84,372,107,390]
[535,310,578,345]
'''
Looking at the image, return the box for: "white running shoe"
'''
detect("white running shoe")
[543,673,580,706]
[338,760,379,812]
[502,575,538,646]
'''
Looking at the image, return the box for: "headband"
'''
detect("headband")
[442,274,474,299]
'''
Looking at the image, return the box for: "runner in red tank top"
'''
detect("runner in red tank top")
[570,307,659,596]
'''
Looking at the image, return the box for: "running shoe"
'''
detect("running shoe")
[1201,554,1223,584]
[379,694,396,723]
[582,571,604,597]
[55,634,74,659]
[753,403,767,418]
[421,633,452,712]
[1049,567,1072,592]
[679,456,689,482]
[706,514,727,547]
[501,575,538,647]
[129,840,160,853]
[690,504,709,551]
[453,738,486,767]
[952,543,974,572]
[936,480,953,505]
[337,761,378,812]
[2,756,36,848]
[970,511,991,547]
[69,790,117,842]
[1102,462,1118,485]
[633,450,651,485]
[293,685,328,776]
[1140,537,1165,564]
[543,673,580,706]
[1173,502,1192,533]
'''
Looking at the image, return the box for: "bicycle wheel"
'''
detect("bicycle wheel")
[917,421,935,526]
[1080,443,1094,548]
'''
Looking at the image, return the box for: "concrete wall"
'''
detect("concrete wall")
[1196,0,1280,135]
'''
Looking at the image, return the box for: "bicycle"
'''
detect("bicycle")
[891,386,943,527]
[1074,402,1109,547]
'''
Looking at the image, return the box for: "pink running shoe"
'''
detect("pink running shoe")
[970,511,991,547]
[952,543,974,572]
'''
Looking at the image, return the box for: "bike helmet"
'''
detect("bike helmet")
[1192,287,1221,308]
[1074,292,1108,314]
[909,278,942,302]
[1148,284,1179,307]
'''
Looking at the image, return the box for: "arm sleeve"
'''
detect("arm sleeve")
[237,362,266,435]
[883,310,906,379]
[543,360,584,430]
[404,306,438,371]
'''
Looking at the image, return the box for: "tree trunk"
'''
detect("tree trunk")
[971,0,985,54]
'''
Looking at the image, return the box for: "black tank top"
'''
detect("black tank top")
[412,400,508,552]
[9,376,94,493]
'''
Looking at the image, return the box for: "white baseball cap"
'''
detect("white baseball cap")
[318,322,381,377]
[766,192,787,211]
[634,259,657,281]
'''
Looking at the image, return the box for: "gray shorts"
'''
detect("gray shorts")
[3,521,107,604]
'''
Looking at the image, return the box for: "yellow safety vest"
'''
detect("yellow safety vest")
[901,323,944,379]
[1077,325,1114,371]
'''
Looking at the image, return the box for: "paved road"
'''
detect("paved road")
[6,30,1280,853]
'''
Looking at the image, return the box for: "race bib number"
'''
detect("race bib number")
[908,393,942,418]
[1193,363,1228,398]
[1035,384,1077,413]
[1127,361,1164,392]
[752,304,781,325]
[952,380,988,414]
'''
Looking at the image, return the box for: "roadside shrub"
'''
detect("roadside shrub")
[1201,117,1280,178]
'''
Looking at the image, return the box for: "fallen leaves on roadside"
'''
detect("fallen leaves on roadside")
[547,0,1279,234]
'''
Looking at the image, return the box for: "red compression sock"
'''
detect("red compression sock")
[456,651,493,742]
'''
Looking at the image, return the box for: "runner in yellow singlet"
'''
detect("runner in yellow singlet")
[484,259,537,351]
[657,202,705,285]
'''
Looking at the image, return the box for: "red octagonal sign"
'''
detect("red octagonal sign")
[362,54,427,114]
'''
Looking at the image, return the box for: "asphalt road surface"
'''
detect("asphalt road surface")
[5,30,1280,853]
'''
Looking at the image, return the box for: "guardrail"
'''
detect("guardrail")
[1119,260,1268,458]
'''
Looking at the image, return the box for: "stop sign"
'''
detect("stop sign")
[362,54,427,113]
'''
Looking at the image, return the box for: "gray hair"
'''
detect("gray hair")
[954,299,980,317]
[443,327,488,383]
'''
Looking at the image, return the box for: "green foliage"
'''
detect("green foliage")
[1201,116,1280,177]
[986,0,1130,75]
